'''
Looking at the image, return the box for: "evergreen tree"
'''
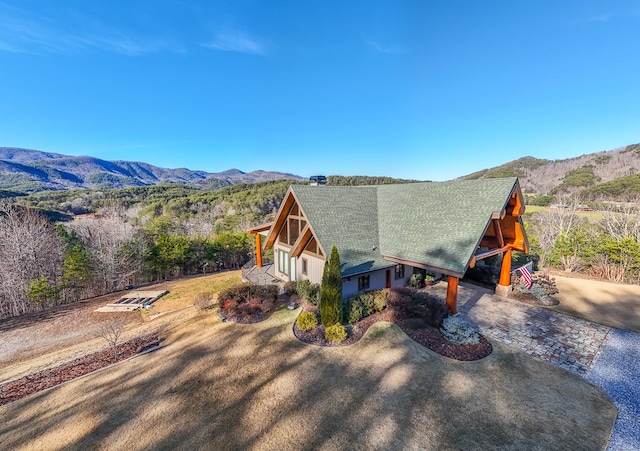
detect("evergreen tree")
[319,246,342,327]
[57,225,94,301]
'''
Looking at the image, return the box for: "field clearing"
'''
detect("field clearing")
[0,307,614,450]
[524,205,604,220]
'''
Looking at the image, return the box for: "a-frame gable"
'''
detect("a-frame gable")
[472,179,529,267]
[264,188,326,259]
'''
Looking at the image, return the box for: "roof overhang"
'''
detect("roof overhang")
[381,255,464,278]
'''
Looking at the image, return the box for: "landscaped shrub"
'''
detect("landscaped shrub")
[511,270,559,305]
[325,324,347,343]
[373,289,388,312]
[408,273,424,288]
[319,246,342,327]
[217,282,279,315]
[387,286,450,327]
[343,289,388,324]
[283,281,298,295]
[440,316,480,345]
[296,311,318,331]
[296,279,320,305]
[343,298,365,324]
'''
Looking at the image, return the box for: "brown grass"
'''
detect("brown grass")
[0,307,615,450]
[0,271,242,383]
[550,273,640,332]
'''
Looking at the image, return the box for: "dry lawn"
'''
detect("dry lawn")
[550,274,640,332]
[0,306,615,450]
[0,271,242,383]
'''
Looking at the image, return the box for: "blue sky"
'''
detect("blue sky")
[1,1,639,181]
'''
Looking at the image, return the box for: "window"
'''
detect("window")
[302,258,308,275]
[394,264,405,280]
[279,250,289,274]
[358,275,370,290]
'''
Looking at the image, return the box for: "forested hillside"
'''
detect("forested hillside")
[0,175,415,319]
[463,143,640,199]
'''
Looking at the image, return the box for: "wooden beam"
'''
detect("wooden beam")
[492,218,505,247]
[469,245,511,269]
[498,248,512,287]
[289,224,313,258]
[446,276,458,314]
[255,233,263,268]
[264,190,296,249]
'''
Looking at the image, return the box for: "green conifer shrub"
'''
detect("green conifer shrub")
[325,324,347,343]
[319,246,342,327]
[296,311,318,331]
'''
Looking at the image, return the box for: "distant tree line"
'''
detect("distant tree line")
[525,200,640,283]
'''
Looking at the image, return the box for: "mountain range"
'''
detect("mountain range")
[0,147,303,193]
[2,144,640,199]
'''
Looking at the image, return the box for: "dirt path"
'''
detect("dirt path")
[0,308,615,450]
[550,274,640,332]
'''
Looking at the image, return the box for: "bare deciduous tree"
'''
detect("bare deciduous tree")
[529,198,583,267]
[68,210,140,294]
[93,315,128,360]
[0,203,64,319]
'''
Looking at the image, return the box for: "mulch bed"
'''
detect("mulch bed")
[220,293,492,361]
[218,298,288,324]
[0,332,160,406]
[290,305,492,361]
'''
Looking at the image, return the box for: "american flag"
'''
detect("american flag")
[517,262,533,290]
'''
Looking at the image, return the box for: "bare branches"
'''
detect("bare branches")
[92,315,128,361]
[0,203,64,318]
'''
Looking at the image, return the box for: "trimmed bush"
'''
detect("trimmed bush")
[283,281,298,295]
[343,289,388,324]
[217,282,279,316]
[440,316,480,345]
[408,273,423,288]
[344,298,365,324]
[325,324,347,343]
[387,286,450,327]
[296,311,318,331]
[296,279,320,305]
[373,289,388,312]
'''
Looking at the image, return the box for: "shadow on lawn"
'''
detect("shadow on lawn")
[549,283,640,333]
[0,308,615,450]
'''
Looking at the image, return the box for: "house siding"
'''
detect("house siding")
[274,244,326,284]
[296,251,325,284]
[342,268,388,298]
[273,243,414,297]
[341,265,412,298]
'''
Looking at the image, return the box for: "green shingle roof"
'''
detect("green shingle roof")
[290,177,518,278]
[292,185,391,277]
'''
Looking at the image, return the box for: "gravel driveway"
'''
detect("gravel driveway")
[587,329,640,451]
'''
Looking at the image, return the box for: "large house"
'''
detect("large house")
[248,177,529,313]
